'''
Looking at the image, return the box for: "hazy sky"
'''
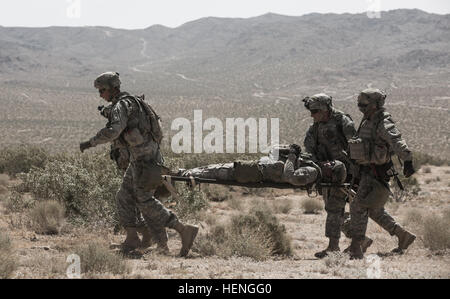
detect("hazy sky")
[1,0,449,29]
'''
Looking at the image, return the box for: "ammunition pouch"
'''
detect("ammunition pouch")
[348,138,389,165]
[233,161,263,183]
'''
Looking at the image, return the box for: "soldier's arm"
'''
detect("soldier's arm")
[378,117,413,161]
[341,114,357,141]
[89,101,130,147]
[304,126,318,161]
[282,155,318,186]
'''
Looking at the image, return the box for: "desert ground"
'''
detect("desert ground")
[1,164,448,279]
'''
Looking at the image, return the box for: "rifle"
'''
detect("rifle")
[162,175,356,201]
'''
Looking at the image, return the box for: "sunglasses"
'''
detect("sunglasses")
[99,88,107,95]
[357,102,369,108]
[310,109,320,114]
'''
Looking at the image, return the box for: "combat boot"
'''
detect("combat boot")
[121,227,141,253]
[392,225,416,254]
[155,230,170,255]
[137,226,153,249]
[348,239,363,260]
[173,222,199,257]
[343,236,373,254]
[314,238,340,259]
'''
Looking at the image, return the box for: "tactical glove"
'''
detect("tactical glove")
[289,144,302,156]
[80,141,92,153]
[403,160,415,178]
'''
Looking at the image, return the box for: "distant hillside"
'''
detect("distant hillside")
[0,9,449,97]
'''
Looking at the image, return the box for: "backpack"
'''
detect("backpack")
[122,94,164,145]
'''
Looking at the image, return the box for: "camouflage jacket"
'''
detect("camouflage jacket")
[89,91,160,161]
[356,108,412,163]
[282,153,321,186]
[304,108,356,163]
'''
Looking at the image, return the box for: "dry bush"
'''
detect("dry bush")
[4,191,35,213]
[403,208,424,228]
[273,199,293,214]
[194,206,292,260]
[301,198,323,214]
[16,152,122,226]
[230,206,292,256]
[0,232,17,279]
[422,167,432,173]
[74,242,129,275]
[203,185,231,202]
[29,200,65,235]
[422,213,450,251]
[171,184,208,221]
[0,145,48,177]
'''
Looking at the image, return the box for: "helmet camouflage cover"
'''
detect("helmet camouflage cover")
[303,93,332,111]
[94,72,121,90]
[358,88,387,107]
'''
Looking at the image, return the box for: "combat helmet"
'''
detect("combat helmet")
[94,72,121,90]
[302,93,333,111]
[358,88,387,108]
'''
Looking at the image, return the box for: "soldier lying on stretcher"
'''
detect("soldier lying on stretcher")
[177,144,347,187]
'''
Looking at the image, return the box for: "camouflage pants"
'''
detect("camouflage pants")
[116,155,178,243]
[323,187,347,239]
[349,171,398,241]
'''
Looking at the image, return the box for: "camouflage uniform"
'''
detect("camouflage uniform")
[100,104,148,231]
[303,94,356,240]
[347,88,416,258]
[180,147,324,187]
[349,109,412,240]
[89,91,177,244]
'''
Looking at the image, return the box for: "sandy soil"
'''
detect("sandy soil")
[0,166,449,279]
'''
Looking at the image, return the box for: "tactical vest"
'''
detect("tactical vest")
[311,109,352,162]
[349,110,391,165]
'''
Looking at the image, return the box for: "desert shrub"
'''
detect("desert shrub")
[423,167,432,173]
[203,185,231,202]
[273,199,293,214]
[193,206,292,260]
[301,198,323,214]
[4,191,35,213]
[412,152,447,169]
[16,152,122,226]
[391,176,421,202]
[194,223,274,261]
[75,242,129,275]
[171,184,208,221]
[0,145,48,177]
[403,208,424,228]
[230,205,292,256]
[29,200,65,235]
[0,232,17,279]
[422,213,450,251]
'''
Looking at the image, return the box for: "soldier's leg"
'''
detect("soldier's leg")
[115,167,141,251]
[369,207,416,253]
[314,188,346,258]
[348,173,373,259]
[132,160,198,257]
